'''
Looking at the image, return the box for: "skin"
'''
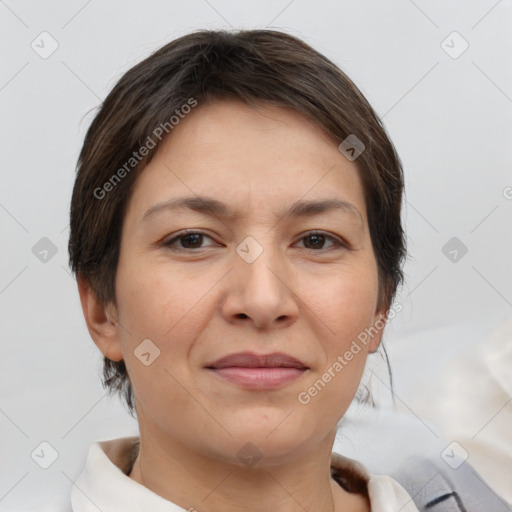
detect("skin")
[78,98,388,512]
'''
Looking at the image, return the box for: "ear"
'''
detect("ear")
[77,274,124,362]
[367,306,389,354]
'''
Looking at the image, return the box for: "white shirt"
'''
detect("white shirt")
[70,436,419,512]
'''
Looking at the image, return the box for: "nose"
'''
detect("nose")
[220,241,299,330]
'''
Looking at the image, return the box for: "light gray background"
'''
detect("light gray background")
[1,1,511,510]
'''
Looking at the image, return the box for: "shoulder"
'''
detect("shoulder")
[331,451,420,512]
[390,454,512,512]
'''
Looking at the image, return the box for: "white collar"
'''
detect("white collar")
[71,436,419,512]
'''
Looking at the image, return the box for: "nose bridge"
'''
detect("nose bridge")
[235,232,284,289]
[224,231,298,327]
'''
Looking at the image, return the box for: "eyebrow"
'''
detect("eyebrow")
[142,196,363,225]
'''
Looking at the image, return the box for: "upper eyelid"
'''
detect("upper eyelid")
[294,231,345,247]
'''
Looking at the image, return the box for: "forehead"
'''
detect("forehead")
[125,99,367,225]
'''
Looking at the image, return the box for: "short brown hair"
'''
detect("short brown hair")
[68,29,406,416]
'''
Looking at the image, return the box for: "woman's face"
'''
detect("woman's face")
[104,99,384,465]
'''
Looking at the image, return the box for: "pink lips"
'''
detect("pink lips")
[206,352,308,389]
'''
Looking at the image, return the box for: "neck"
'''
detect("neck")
[129,420,368,512]
[127,423,365,512]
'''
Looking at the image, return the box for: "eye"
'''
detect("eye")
[295,231,345,251]
[162,230,347,252]
[163,230,217,250]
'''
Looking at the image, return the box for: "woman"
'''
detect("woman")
[68,29,414,511]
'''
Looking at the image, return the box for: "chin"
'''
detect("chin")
[207,415,323,468]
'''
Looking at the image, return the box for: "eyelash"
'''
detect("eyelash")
[162,229,348,252]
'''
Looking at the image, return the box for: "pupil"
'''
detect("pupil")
[182,234,202,248]
[305,234,324,249]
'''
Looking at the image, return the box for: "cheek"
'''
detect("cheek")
[114,261,219,386]
[299,264,378,400]
[117,259,213,336]
[297,286,375,423]
[114,266,205,418]
[304,263,379,347]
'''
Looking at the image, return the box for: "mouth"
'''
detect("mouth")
[205,352,309,390]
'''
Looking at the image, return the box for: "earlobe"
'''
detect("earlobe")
[76,275,124,362]
[368,311,387,353]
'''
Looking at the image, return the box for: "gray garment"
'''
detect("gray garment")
[391,456,511,512]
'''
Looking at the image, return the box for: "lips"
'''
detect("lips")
[206,352,308,389]
[207,352,308,370]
